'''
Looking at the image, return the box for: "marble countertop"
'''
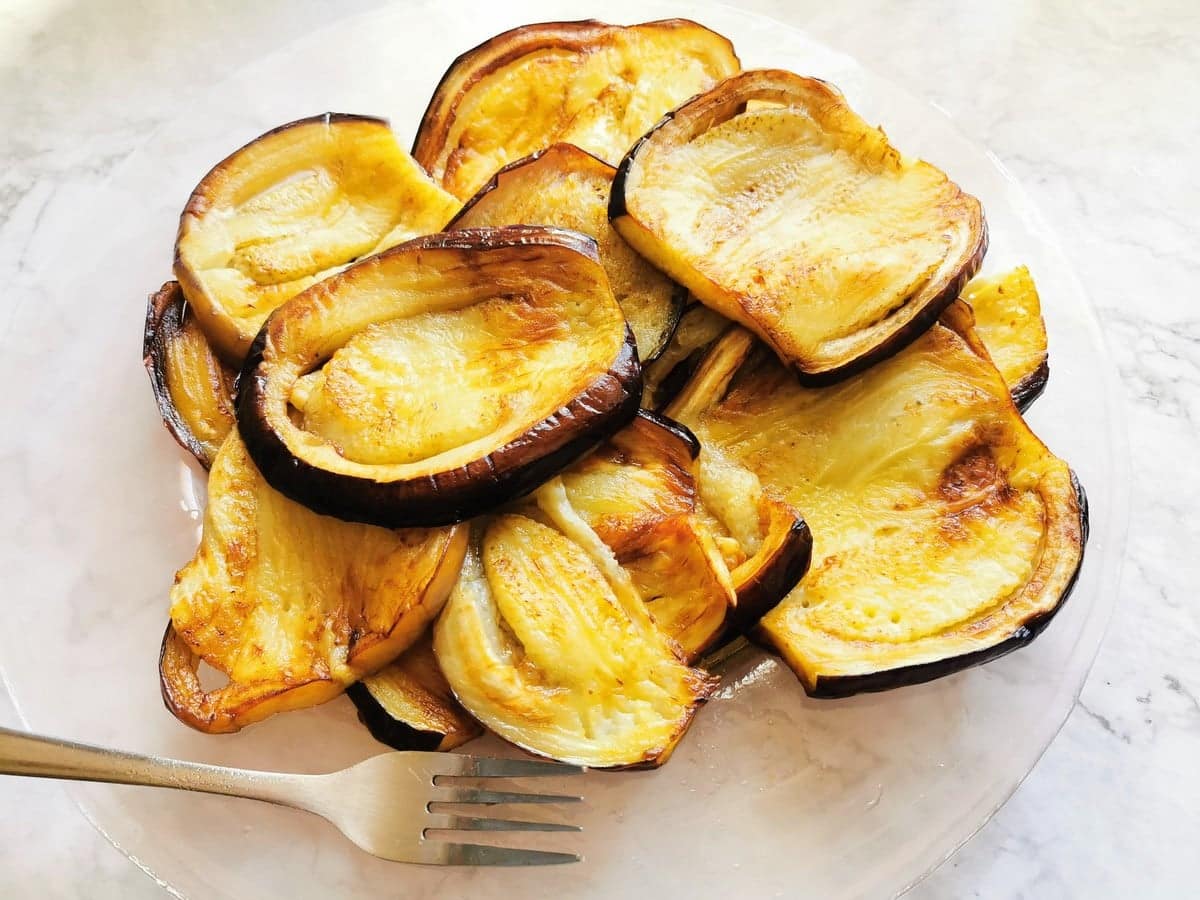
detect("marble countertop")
[1,0,1196,896]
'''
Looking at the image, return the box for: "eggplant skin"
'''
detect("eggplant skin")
[611,70,988,386]
[1011,359,1050,412]
[238,226,642,528]
[671,304,1085,695]
[346,682,449,752]
[797,475,1088,698]
[142,281,237,468]
[726,514,813,634]
[345,635,481,752]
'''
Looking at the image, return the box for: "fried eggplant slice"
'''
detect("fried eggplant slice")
[160,431,467,733]
[612,70,988,384]
[434,493,717,768]
[239,226,641,528]
[642,302,732,409]
[175,113,459,362]
[964,265,1049,410]
[142,281,237,468]
[347,633,481,752]
[450,144,685,361]
[556,411,737,660]
[667,304,1086,696]
[413,19,740,200]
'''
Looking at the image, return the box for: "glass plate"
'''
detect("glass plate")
[0,1,1127,897]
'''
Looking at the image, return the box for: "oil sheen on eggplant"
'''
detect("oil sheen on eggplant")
[449,143,685,361]
[413,19,740,200]
[175,113,459,362]
[666,303,1086,695]
[434,482,717,768]
[612,69,987,384]
[160,430,467,733]
[238,226,641,528]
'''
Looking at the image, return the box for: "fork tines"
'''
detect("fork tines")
[420,754,584,865]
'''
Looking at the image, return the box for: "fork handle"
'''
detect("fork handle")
[0,725,317,810]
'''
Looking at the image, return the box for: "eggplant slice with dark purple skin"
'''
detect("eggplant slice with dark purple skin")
[666,302,1086,696]
[611,69,988,385]
[161,430,467,734]
[449,143,685,362]
[347,633,481,752]
[175,113,460,363]
[142,281,237,468]
[963,265,1050,411]
[412,19,740,201]
[239,226,641,529]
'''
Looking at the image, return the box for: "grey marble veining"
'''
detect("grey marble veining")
[1,1,1196,897]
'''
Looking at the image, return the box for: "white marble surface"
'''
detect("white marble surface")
[1,0,1196,897]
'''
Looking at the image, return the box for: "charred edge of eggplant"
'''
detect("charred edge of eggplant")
[142,281,223,469]
[796,473,1089,699]
[609,76,756,224]
[786,217,989,388]
[728,518,814,634]
[1011,358,1050,413]
[413,20,608,163]
[414,224,602,263]
[238,326,642,528]
[609,108,677,223]
[345,682,455,752]
[413,19,736,166]
[179,113,391,221]
[633,409,701,460]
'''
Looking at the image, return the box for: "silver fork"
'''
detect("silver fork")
[0,726,583,865]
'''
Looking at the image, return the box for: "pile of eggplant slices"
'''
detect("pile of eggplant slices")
[143,19,1087,768]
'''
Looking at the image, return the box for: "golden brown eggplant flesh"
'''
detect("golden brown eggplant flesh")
[160,430,467,733]
[554,410,737,661]
[667,303,1086,695]
[347,633,481,752]
[175,113,459,363]
[964,265,1049,410]
[661,353,814,630]
[413,19,740,200]
[611,69,987,384]
[238,226,641,528]
[142,281,237,468]
[449,143,685,361]
[558,410,698,556]
[434,495,717,768]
